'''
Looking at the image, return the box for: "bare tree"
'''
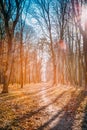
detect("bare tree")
[32,0,57,84]
[71,0,87,87]
[0,0,26,93]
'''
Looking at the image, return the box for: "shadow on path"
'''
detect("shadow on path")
[38,90,86,130]
[82,105,87,130]
[82,93,87,130]
[2,90,67,129]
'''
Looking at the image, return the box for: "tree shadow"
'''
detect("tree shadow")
[0,85,55,102]
[81,91,87,130]
[82,104,87,130]
[25,85,56,96]
[0,85,53,103]
[37,90,86,130]
[1,88,85,130]
[2,91,67,129]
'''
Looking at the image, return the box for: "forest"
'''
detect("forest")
[0,0,87,130]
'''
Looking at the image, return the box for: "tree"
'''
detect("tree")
[71,0,87,87]
[0,0,26,93]
[32,0,57,84]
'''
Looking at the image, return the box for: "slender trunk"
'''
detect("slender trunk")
[28,65,30,84]
[20,42,23,88]
[83,37,87,87]
[24,55,27,84]
[49,29,56,85]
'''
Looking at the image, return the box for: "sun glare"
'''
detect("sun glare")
[81,5,87,27]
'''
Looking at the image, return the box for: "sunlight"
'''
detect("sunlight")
[81,5,87,28]
[59,40,66,50]
[1,0,87,129]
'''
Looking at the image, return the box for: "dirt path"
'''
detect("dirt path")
[0,83,87,130]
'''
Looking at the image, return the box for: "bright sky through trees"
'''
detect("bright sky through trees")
[81,4,87,28]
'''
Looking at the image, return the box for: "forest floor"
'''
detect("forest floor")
[0,83,87,130]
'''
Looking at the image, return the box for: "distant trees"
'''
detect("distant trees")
[71,0,87,87]
[0,0,87,93]
[31,0,87,87]
[32,0,57,84]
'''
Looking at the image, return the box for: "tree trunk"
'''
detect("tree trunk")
[2,75,8,93]
[53,64,56,85]
[20,42,23,88]
[2,36,12,93]
[83,37,87,87]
